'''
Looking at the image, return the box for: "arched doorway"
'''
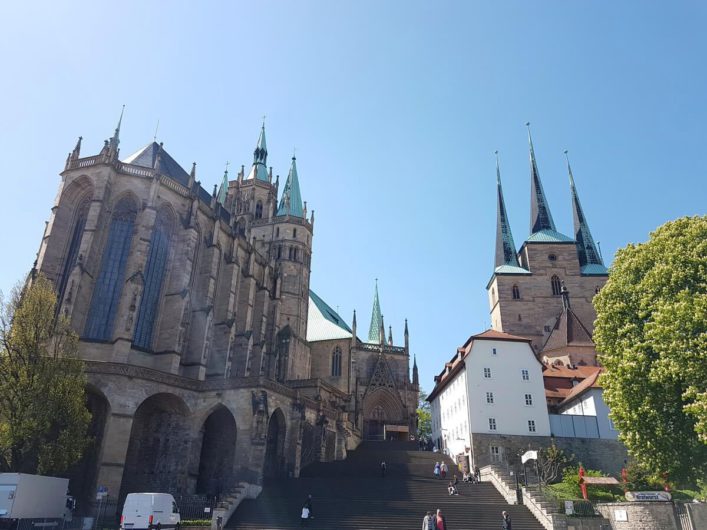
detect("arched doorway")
[362,389,406,441]
[196,406,237,496]
[263,408,286,478]
[120,393,191,500]
[68,386,109,514]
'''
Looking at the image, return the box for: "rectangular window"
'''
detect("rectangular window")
[528,420,536,432]
[492,348,497,355]
[486,392,494,404]
[293,228,297,238]
[489,418,497,431]
[490,446,501,462]
[484,367,492,378]
[521,369,530,381]
[525,394,533,406]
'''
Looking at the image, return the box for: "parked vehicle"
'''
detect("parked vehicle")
[121,493,180,530]
[0,473,72,530]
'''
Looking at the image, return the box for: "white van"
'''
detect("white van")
[121,493,181,530]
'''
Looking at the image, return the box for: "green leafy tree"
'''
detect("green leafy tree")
[594,216,707,483]
[417,389,432,440]
[537,444,572,485]
[0,274,91,474]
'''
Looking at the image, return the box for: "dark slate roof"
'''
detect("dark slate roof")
[122,142,191,187]
[541,306,594,352]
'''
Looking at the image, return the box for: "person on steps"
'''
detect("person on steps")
[447,481,458,496]
[381,460,387,477]
[462,471,471,483]
[501,510,512,530]
[422,511,435,530]
[435,509,449,530]
[474,465,481,482]
[303,494,313,519]
[300,505,309,526]
[434,462,441,479]
[441,462,448,479]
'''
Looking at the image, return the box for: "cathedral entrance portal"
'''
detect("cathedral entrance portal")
[196,406,237,496]
[364,405,386,441]
[263,408,286,478]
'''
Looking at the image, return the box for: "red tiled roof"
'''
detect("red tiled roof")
[471,329,533,342]
[542,364,600,380]
[559,368,603,406]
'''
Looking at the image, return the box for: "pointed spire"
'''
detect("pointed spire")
[565,151,603,267]
[412,354,419,386]
[388,325,393,346]
[71,136,82,160]
[245,123,269,181]
[276,156,305,217]
[527,123,557,234]
[368,280,383,343]
[217,163,229,204]
[404,318,410,353]
[495,151,520,269]
[108,105,125,158]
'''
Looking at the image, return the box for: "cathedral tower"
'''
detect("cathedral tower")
[487,127,608,352]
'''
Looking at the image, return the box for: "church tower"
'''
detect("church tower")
[487,126,608,352]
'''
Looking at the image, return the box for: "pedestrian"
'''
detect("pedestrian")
[435,508,449,530]
[300,505,309,526]
[502,510,512,530]
[474,465,480,482]
[441,462,448,479]
[422,511,435,530]
[447,481,458,496]
[434,462,441,479]
[303,494,313,519]
[381,460,387,477]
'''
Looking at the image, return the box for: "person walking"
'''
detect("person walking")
[434,462,441,479]
[303,494,313,519]
[300,505,310,526]
[381,460,387,478]
[422,511,435,530]
[501,510,512,530]
[441,462,448,479]
[435,508,449,530]
[474,465,481,482]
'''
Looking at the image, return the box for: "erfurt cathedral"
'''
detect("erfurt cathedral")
[32,113,418,512]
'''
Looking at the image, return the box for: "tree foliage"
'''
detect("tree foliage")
[0,274,91,475]
[417,389,432,440]
[593,216,707,483]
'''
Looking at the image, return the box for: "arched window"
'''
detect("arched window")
[84,198,137,340]
[57,200,89,305]
[551,275,562,296]
[293,247,298,262]
[237,219,246,236]
[277,245,282,259]
[255,201,263,219]
[331,346,342,377]
[512,285,520,300]
[134,211,173,350]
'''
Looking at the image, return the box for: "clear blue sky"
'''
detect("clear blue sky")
[1,1,705,393]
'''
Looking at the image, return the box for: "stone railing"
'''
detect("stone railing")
[357,342,406,354]
[210,482,261,530]
[479,464,518,504]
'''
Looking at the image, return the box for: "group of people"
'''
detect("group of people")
[421,509,512,530]
[435,462,482,496]
[433,461,448,479]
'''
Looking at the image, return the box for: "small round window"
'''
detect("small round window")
[548,254,557,262]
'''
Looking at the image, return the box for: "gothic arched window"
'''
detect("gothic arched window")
[133,212,173,350]
[331,346,342,377]
[551,275,562,296]
[255,201,263,219]
[512,285,520,300]
[84,198,137,340]
[57,200,89,306]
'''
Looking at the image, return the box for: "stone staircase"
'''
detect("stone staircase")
[229,442,546,529]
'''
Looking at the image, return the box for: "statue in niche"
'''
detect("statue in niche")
[251,390,269,442]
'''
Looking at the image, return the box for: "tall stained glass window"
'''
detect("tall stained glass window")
[134,213,172,350]
[84,199,136,340]
[57,200,89,306]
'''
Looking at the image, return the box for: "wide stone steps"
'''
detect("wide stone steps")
[229,444,545,530]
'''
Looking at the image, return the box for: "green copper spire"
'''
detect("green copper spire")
[277,156,304,217]
[527,123,557,234]
[495,151,520,269]
[566,151,604,268]
[245,124,269,181]
[368,280,383,343]
[217,165,229,204]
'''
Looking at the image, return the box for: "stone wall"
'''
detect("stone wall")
[596,502,678,530]
[471,433,627,475]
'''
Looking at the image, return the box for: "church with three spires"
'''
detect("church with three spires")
[31,115,417,514]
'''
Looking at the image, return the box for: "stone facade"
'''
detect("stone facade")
[33,124,360,513]
[596,502,679,530]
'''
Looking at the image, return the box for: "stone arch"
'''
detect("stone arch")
[263,408,287,478]
[67,384,110,514]
[195,405,237,496]
[362,388,405,441]
[120,393,191,500]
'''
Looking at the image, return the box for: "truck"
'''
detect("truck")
[0,474,72,530]
[120,493,180,530]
